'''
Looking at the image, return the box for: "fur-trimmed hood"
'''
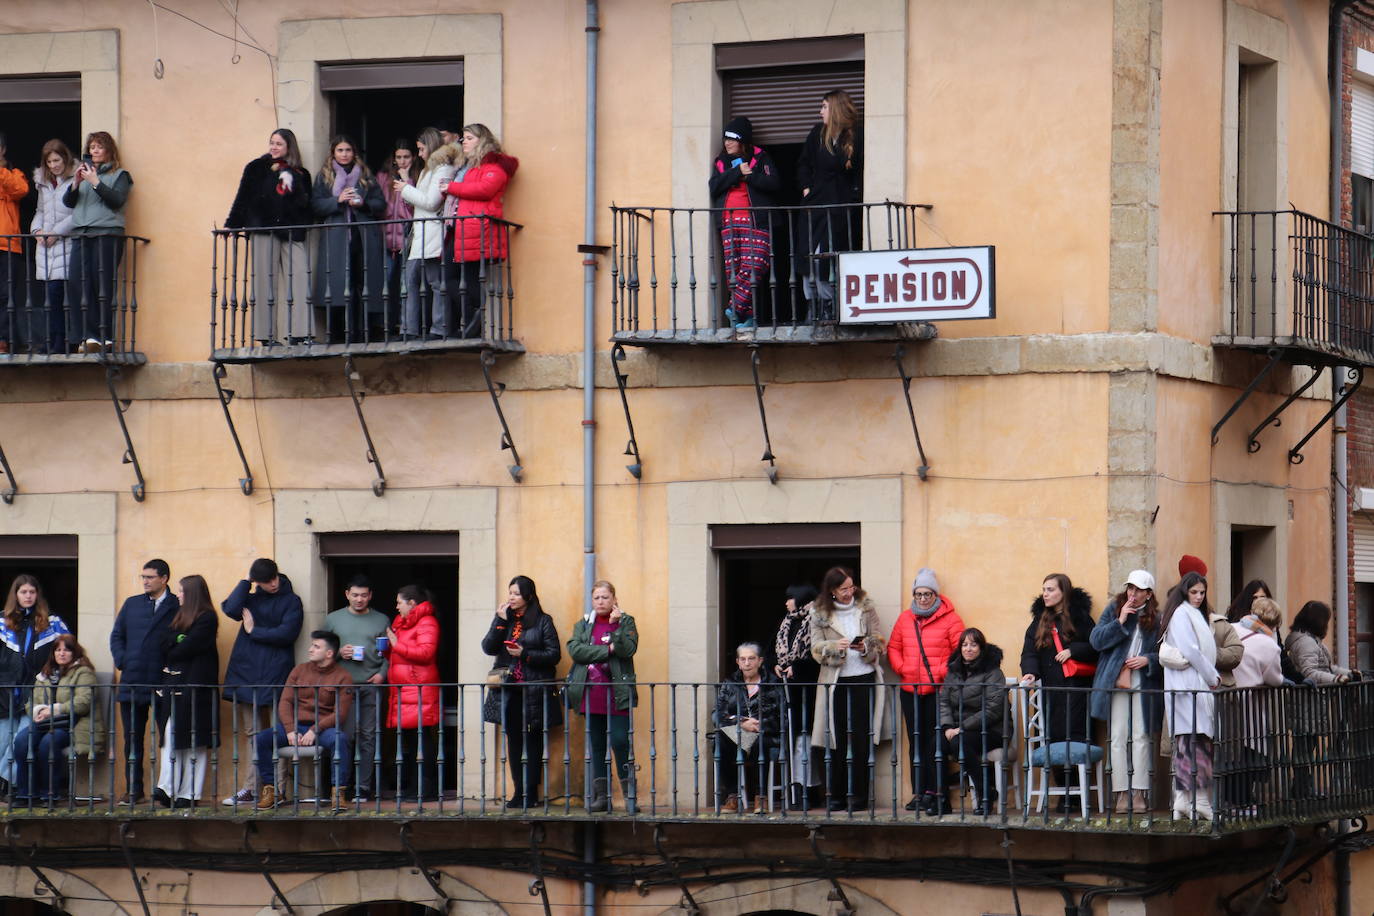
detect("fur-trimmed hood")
[947,642,1004,679]
[427,142,462,169]
[1028,587,1095,636]
[809,594,878,630]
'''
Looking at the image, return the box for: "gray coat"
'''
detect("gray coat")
[1088,600,1163,732]
[310,170,387,316]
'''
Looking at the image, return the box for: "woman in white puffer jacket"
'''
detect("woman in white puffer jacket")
[30,140,76,353]
[395,127,459,339]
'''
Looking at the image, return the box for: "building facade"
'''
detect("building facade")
[0,0,1370,913]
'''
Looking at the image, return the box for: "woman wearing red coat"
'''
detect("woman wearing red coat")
[887,567,965,815]
[445,123,518,339]
[386,585,440,802]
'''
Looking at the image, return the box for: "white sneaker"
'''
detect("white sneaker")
[221,787,255,807]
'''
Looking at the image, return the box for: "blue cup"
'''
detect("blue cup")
[376,635,390,653]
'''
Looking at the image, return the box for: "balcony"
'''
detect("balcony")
[0,232,148,365]
[6,679,1370,837]
[1214,208,1374,367]
[209,216,522,363]
[610,202,937,345]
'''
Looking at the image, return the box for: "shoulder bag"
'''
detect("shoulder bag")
[1052,626,1097,678]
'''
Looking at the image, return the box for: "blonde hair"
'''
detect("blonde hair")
[1250,597,1283,630]
[461,123,501,167]
[592,579,616,597]
[39,139,75,183]
[821,89,859,162]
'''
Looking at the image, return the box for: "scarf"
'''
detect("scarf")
[330,161,363,222]
[774,607,813,669]
[508,610,526,681]
[910,597,941,618]
[271,158,294,196]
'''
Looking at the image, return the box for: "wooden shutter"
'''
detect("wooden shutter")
[1353,80,1374,179]
[0,77,80,103]
[723,64,865,146]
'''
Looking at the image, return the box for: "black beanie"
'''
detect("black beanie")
[723,116,753,149]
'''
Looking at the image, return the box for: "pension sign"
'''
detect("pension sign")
[837,246,995,323]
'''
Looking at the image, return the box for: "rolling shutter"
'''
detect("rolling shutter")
[718,37,864,146]
[319,60,463,91]
[1353,79,1374,179]
[1356,518,1374,583]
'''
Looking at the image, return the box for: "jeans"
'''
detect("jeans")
[899,690,941,797]
[0,712,30,785]
[11,726,70,799]
[255,723,353,793]
[343,684,380,795]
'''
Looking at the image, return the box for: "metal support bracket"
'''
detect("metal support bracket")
[118,822,153,916]
[610,343,643,478]
[808,826,855,916]
[893,344,930,480]
[1220,826,1298,915]
[0,437,17,504]
[652,824,702,916]
[1211,348,1283,445]
[480,349,524,481]
[6,824,64,911]
[528,823,553,916]
[242,822,297,916]
[1290,366,1363,465]
[212,362,254,495]
[105,367,146,501]
[749,346,778,483]
[1244,366,1322,454]
[342,355,386,496]
[400,823,454,912]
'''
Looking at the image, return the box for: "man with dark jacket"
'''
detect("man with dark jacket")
[109,558,179,805]
[219,558,303,807]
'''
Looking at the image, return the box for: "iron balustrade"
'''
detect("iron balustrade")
[3,678,1371,834]
[209,215,521,360]
[610,202,928,342]
[1215,208,1374,365]
[0,232,148,363]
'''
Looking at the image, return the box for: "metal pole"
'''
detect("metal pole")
[583,3,601,914]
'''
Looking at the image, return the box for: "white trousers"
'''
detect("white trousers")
[1109,689,1153,791]
[157,721,208,801]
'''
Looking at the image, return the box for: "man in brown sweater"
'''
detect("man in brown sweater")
[254,630,354,809]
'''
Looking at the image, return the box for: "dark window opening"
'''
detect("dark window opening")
[1355,174,1373,234]
[0,900,65,916]
[0,535,79,638]
[1356,582,1373,672]
[0,84,81,237]
[716,525,860,679]
[322,904,444,916]
[1229,524,1276,610]
[329,84,463,176]
[323,536,458,791]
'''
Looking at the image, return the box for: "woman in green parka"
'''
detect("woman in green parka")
[565,579,638,814]
[11,634,104,804]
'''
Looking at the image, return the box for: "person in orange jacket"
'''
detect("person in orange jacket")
[887,567,965,814]
[0,134,31,355]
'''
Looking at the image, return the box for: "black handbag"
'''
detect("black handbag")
[482,687,504,725]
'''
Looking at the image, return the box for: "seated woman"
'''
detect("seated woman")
[939,628,1006,815]
[715,642,782,814]
[11,634,102,805]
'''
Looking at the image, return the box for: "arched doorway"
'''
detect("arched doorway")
[322,904,444,916]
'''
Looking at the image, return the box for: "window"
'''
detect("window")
[1229,524,1277,610]
[319,531,458,790]
[0,535,79,637]
[323,60,463,173]
[0,76,81,234]
[712,523,860,676]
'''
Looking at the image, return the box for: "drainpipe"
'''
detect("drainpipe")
[583,1,600,914]
[1331,0,1356,668]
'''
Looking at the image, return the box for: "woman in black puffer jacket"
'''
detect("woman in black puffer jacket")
[481,575,561,809]
[940,629,1006,815]
[714,642,783,813]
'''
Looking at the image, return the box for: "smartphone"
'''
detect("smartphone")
[82,155,93,168]
[504,639,520,650]
[730,157,744,168]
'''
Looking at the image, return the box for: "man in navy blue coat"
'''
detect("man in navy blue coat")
[219,557,304,806]
[109,558,179,805]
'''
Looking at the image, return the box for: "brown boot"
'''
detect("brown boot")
[331,787,349,810]
[721,794,739,812]
[256,785,277,810]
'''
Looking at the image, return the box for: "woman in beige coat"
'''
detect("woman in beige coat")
[809,566,886,813]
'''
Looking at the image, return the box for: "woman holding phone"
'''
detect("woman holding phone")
[1089,570,1162,813]
[565,580,639,813]
[481,576,561,808]
[64,131,131,352]
[397,128,459,339]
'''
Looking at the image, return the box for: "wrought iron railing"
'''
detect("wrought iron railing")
[0,232,149,362]
[209,215,520,359]
[7,678,1372,834]
[1215,208,1374,365]
[610,202,927,341]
